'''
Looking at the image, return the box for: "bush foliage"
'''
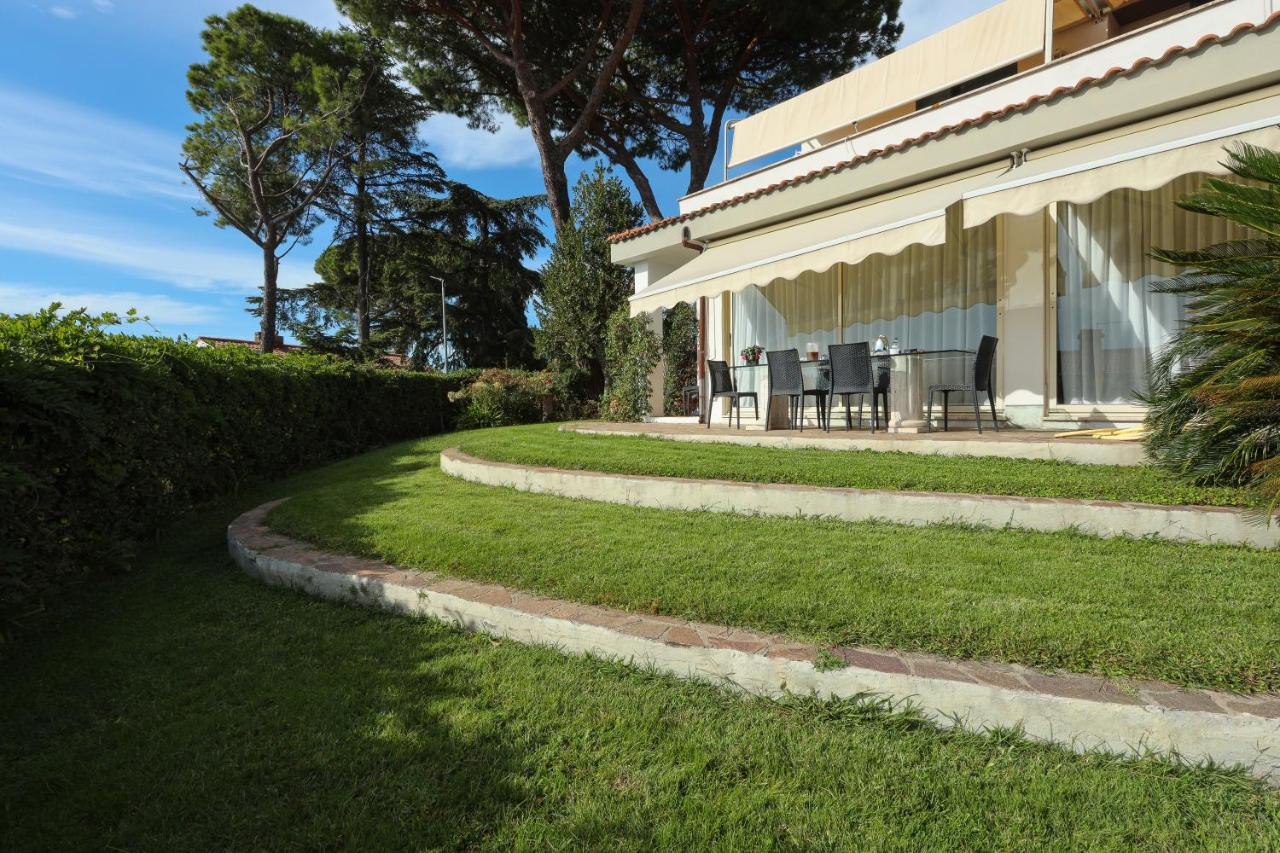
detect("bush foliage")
[601,308,661,422]
[0,307,471,639]
[1144,144,1280,515]
[448,368,562,429]
[662,302,698,416]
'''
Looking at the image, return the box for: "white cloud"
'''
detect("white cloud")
[0,219,315,293]
[48,5,77,19]
[0,84,192,201]
[92,0,115,12]
[419,113,539,171]
[0,282,228,331]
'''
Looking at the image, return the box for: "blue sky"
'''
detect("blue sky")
[0,0,998,342]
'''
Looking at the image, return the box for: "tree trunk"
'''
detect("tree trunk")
[601,136,664,221]
[354,158,371,347]
[536,137,572,233]
[259,246,279,354]
[685,139,716,195]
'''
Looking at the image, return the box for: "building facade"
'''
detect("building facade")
[610,0,1280,430]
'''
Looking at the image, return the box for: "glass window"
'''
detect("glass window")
[730,220,997,365]
[731,267,840,360]
[842,220,997,352]
[1054,174,1247,405]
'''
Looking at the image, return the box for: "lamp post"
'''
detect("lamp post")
[430,274,448,371]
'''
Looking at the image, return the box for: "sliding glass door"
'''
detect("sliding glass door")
[1054,174,1248,406]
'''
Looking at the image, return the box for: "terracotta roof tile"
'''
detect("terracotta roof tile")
[608,12,1280,244]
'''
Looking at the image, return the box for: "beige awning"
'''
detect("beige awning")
[728,0,1046,168]
[629,212,944,315]
[629,165,1016,315]
[963,94,1280,227]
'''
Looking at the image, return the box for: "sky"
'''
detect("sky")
[0,0,1000,342]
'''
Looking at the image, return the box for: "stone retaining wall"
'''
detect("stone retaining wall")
[229,500,1280,783]
[441,448,1278,549]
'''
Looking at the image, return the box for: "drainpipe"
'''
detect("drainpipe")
[697,296,708,423]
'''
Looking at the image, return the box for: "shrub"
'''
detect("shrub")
[662,302,698,416]
[0,306,471,640]
[601,308,661,422]
[448,368,561,429]
[1144,144,1280,515]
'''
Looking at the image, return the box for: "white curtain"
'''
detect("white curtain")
[732,267,841,360]
[841,221,996,353]
[1055,174,1248,405]
[731,221,998,362]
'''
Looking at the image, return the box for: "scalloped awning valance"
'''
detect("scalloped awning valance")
[628,166,1014,316]
[962,91,1280,228]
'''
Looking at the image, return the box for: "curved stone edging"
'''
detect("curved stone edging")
[441,448,1278,549]
[564,422,1149,467]
[228,500,1280,782]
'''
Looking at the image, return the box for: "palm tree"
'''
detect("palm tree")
[1144,143,1280,516]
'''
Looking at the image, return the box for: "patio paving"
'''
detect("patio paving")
[564,421,1148,466]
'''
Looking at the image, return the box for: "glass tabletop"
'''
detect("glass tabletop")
[730,348,973,369]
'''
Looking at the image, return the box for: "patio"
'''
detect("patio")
[569,420,1147,466]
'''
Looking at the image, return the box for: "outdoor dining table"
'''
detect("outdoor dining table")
[730,349,974,431]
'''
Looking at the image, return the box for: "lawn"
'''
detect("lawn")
[267,431,1280,693]
[3,449,1279,850]
[454,423,1247,506]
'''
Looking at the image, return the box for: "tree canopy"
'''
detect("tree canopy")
[318,28,446,346]
[338,0,645,233]
[535,164,643,399]
[271,184,545,369]
[181,5,359,352]
[341,0,902,223]
[588,0,903,217]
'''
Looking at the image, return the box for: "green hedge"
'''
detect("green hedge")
[1,308,475,639]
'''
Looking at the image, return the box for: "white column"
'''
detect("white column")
[999,212,1049,429]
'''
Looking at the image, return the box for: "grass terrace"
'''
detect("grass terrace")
[454,424,1248,507]
[266,430,1280,693]
[4,447,1280,850]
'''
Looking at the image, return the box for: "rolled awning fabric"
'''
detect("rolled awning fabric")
[628,213,945,315]
[728,0,1047,167]
[628,165,1015,315]
[963,94,1280,228]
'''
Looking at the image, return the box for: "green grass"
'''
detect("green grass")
[453,423,1247,506]
[267,431,1280,693]
[3,448,1279,850]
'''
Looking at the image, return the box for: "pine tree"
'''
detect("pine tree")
[534,165,642,400]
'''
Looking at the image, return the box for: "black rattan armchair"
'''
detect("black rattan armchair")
[926,335,999,433]
[826,342,889,432]
[766,349,827,431]
[705,360,757,428]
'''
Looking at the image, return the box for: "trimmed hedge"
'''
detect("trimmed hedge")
[1,308,475,639]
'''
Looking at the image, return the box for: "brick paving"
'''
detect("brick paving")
[230,500,1279,720]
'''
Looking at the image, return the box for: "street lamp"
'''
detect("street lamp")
[430,274,448,371]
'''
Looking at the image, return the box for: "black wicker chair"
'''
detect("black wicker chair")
[705,360,757,428]
[681,382,699,416]
[926,335,999,433]
[765,349,827,431]
[825,342,889,432]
